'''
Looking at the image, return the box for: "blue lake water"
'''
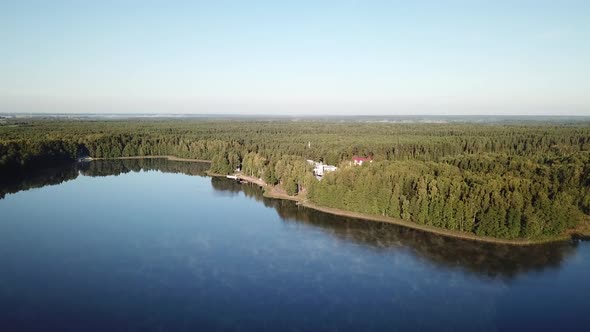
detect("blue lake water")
[0,159,588,331]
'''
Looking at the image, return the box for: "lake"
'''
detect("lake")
[0,159,588,331]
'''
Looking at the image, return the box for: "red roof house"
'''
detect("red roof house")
[352,157,372,165]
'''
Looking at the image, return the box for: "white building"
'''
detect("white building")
[309,160,337,178]
[322,165,337,173]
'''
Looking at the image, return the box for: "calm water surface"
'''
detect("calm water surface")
[0,159,588,332]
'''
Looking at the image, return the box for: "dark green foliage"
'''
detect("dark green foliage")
[0,139,80,174]
[1,118,589,240]
[308,157,586,240]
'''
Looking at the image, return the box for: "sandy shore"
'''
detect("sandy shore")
[298,201,578,245]
[214,173,588,245]
[96,155,587,245]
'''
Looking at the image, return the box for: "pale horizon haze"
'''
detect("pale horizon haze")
[1,0,589,115]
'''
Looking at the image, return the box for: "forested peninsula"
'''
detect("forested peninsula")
[2,118,590,242]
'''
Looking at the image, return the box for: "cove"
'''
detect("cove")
[0,159,588,332]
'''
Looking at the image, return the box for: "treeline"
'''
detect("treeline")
[2,118,590,239]
[2,119,589,166]
[0,140,81,174]
[307,154,589,239]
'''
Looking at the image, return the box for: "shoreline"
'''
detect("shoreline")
[89,155,212,163]
[96,156,586,246]
[298,201,574,246]
[209,172,577,245]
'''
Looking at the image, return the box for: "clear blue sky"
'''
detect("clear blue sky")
[1,0,589,115]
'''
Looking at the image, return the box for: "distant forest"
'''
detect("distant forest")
[1,118,589,240]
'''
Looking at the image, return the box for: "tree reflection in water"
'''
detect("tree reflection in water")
[210,176,577,280]
[1,159,578,280]
[0,158,209,199]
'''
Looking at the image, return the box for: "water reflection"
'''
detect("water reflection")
[0,159,209,199]
[0,164,79,199]
[211,176,577,280]
[1,159,578,280]
[80,158,210,177]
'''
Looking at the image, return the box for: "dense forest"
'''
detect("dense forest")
[1,118,589,240]
[2,157,574,278]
